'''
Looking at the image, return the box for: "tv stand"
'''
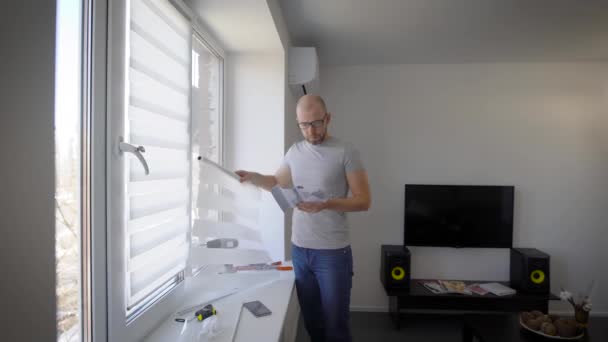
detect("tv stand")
[386,279,559,329]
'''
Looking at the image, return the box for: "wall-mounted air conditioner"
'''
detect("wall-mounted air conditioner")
[288,47,320,98]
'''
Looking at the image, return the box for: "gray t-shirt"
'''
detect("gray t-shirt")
[281,136,365,249]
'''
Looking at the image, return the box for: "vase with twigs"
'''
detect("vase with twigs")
[559,280,595,329]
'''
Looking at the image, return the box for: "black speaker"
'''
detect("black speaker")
[510,248,550,294]
[380,245,411,291]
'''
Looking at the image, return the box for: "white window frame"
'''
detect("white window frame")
[179,0,226,168]
[190,29,225,165]
[55,0,94,341]
[91,0,108,339]
[189,28,227,278]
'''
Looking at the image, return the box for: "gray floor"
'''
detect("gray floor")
[296,312,464,342]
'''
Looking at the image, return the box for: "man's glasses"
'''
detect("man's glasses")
[297,114,327,129]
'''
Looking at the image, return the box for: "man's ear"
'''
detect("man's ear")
[326,112,332,124]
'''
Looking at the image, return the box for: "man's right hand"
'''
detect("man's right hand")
[235,170,259,184]
[235,168,287,192]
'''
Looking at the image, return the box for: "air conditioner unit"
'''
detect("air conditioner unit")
[288,47,320,98]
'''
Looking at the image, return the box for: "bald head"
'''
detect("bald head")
[296,94,327,114]
[295,95,331,145]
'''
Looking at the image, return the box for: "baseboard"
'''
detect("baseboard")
[349,306,608,317]
[549,310,608,317]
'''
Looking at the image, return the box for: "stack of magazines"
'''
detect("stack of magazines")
[421,280,472,295]
[421,280,516,296]
[478,282,516,296]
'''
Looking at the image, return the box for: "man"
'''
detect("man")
[236,95,371,342]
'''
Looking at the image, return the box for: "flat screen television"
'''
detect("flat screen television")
[404,184,514,248]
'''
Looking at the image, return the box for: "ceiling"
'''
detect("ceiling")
[280,0,608,66]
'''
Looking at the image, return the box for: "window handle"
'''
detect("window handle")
[119,140,150,175]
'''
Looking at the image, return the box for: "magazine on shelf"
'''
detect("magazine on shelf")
[421,281,445,294]
[465,283,490,296]
[421,280,515,296]
[439,280,472,295]
[479,282,517,296]
[421,280,472,295]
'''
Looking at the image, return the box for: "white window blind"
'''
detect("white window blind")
[191,158,271,267]
[189,34,271,269]
[125,0,191,311]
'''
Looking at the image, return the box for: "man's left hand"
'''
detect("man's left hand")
[297,201,328,213]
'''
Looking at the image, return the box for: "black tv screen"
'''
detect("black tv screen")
[404,185,514,248]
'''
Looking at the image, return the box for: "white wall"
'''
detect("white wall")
[321,63,608,314]
[0,0,58,339]
[267,0,299,259]
[282,92,299,259]
[265,4,301,338]
[225,52,286,261]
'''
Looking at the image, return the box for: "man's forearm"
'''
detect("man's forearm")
[250,173,278,192]
[325,196,371,212]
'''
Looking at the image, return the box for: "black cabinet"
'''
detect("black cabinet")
[386,279,559,329]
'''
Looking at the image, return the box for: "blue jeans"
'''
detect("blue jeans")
[292,244,353,342]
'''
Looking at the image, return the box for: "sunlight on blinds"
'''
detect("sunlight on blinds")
[126,0,191,309]
[190,158,271,267]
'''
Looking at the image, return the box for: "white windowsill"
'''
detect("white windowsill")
[144,264,296,342]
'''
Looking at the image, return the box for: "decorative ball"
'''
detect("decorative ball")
[526,318,542,331]
[554,319,578,337]
[520,312,534,323]
[539,315,552,324]
[541,322,557,336]
[530,310,544,318]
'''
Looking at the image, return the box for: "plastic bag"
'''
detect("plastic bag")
[177,318,196,342]
[197,315,222,341]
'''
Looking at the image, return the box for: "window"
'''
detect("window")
[189,33,272,271]
[106,1,278,339]
[107,0,201,338]
[190,33,223,253]
[191,34,221,165]
[55,0,84,341]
